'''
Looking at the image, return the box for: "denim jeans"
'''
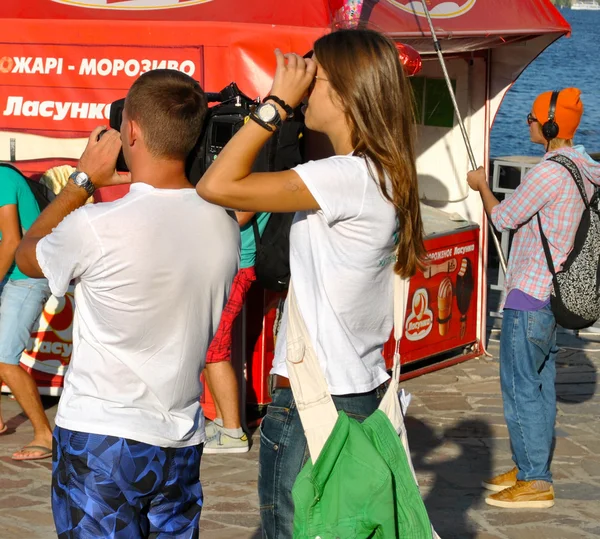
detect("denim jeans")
[258,385,385,539]
[0,278,51,365]
[500,306,557,483]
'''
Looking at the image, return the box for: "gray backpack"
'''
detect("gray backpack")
[537,154,600,329]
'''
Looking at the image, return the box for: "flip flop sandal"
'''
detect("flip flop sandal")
[12,445,52,461]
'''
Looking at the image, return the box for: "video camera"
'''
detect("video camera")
[102,97,127,172]
[103,82,303,181]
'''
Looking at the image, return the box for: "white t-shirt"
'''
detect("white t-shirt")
[37,183,239,447]
[272,155,397,395]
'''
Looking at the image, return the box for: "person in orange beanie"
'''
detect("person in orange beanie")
[466,88,600,509]
[532,87,584,147]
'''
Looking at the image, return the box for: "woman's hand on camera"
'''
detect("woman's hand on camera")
[269,49,317,114]
[78,126,131,188]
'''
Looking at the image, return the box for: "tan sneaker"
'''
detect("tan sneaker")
[204,429,249,454]
[485,481,555,508]
[482,467,518,492]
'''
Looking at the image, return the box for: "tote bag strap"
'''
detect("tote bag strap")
[285,282,339,462]
[378,275,410,435]
[391,275,410,386]
[285,275,409,463]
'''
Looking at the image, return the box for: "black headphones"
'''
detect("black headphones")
[542,90,560,141]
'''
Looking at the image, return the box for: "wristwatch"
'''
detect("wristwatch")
[250,102,282,132]
[69,170,96,196]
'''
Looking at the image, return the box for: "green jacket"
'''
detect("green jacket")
[292,410,433,539]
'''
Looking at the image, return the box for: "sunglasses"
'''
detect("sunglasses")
[308,75,329,95]
[527,113,538,125]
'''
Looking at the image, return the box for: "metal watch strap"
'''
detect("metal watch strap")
[249,111,276,132]
[69,172,95,196]
[75,179,95,197]
[82,181,95,197]
[263,95,294,119]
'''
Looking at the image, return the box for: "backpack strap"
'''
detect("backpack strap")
[0,162,55,212]
[251,214,261,250]
[0,161,23,176]
[536,214,557,277]
[547,154,590,208]
[537,154,590,279]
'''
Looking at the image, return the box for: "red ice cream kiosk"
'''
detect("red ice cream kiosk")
[0,0,569,418]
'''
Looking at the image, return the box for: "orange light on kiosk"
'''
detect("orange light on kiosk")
[396,42,422,77]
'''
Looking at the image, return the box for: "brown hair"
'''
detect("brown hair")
[547,138,573,151]
[314,29,426,278]
[125,69,207,160]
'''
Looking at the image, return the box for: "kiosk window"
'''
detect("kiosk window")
[411,77,456,129]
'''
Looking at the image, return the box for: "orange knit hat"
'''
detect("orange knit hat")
[532,88,583,140]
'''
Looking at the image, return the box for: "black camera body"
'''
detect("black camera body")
[104,82,303,180]
[186,83,259,184]
[98,97,128,172]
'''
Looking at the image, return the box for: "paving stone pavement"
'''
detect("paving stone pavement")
[1,328,599,538]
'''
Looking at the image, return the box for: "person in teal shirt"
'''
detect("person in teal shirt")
[0,165,52,460]
[240,211,270,268]
[203,210,270,453]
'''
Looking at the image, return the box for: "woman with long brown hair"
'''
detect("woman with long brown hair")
[197,28,426,538]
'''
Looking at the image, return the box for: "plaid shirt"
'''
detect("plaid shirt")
[491,147,600,304]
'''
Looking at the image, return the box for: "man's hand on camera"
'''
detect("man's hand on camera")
[268,49,317,114]
[467,167,487,192]
[78,126,131,188]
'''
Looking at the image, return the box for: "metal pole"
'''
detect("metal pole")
[419,0,508,275]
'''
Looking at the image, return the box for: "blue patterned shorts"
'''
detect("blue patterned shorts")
[52,427,203,538]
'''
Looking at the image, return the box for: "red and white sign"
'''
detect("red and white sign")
[51,0,212,10]
[0,44,202,138]
[405,288,434,341]
[0,44,199,90]
[21,290,75,377]
[383,228,480,370]
[386,0,476,18]
[0,87,123,134]
[404,236,477,347]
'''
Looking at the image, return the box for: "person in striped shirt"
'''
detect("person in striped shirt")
[467,88,600,509]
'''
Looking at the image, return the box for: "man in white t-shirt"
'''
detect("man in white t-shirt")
[16,70,239,539]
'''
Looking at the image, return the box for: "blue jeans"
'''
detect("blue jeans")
[500,307,557,483]
[52,427,203,538]
[258,385,385,539]
[0,278,50,365]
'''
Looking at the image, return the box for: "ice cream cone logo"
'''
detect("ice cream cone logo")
[423,257,457,279]
[405,288,434,341]
[456,258,474,339]
[20,289,75,376]
[437,277,453,336]
[387,0,476,18]
[51,0,213,11]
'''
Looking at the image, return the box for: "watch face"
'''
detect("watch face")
[75,172,87,185]
[258,103,278,123]
[74,172,89,186]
